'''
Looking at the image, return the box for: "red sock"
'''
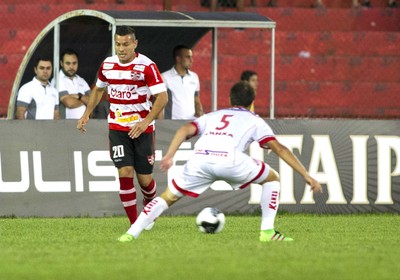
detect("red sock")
[140,179,157,206]
[119,177,137,225]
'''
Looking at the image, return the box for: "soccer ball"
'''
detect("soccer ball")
[196,207,225,234]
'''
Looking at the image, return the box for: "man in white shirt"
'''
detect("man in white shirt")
[161,45,204,120]
[53,49,91,119]
[16,57,60,120]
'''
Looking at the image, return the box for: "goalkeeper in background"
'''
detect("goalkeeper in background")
[118,81,322,242]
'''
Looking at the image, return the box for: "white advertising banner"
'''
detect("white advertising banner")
[0,119,399,216]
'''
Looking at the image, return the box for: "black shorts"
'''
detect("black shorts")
[109,130,155,174]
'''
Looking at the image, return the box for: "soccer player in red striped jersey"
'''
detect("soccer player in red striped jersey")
[77,26,168,228]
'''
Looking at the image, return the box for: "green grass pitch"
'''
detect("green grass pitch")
[0,214,399,280]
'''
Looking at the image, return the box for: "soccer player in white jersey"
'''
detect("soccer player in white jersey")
[118,81,322,243]
[77,26,168,228]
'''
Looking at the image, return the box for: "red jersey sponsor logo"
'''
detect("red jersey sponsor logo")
[109,87,138,100]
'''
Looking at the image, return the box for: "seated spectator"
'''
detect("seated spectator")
[16,57,60,120]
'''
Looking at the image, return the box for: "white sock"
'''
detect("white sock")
[260,181,280,231]
[127,197,168,238]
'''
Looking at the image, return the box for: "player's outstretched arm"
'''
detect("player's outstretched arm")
[160,122,197,172]
[77,86,104,133]
[267,140,323,194]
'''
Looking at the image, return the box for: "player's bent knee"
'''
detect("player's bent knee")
[260,168,280,184]
[160,189,181,206]
[118,166,134,178]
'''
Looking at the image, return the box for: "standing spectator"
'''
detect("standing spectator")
[240,70,258,112]
[77,26,168,227]
[161,45,204,120]
[117,81,322,242]
[52,48,91,119]
[16,57,60,120]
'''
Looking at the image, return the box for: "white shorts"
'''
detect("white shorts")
[169,151,270,198]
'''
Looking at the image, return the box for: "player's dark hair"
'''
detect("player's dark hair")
[34,56,52,68]
[115,26,136,39]
[173,44,190,60]
[230,81,255,108]
[240,70,257,82]
[60,48,79,62]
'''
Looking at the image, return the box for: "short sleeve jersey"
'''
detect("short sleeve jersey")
[191,107,276,161]
[96,53,167,132]
[162,67,200,120]
[55,70,91,119]
[16,77,59,120]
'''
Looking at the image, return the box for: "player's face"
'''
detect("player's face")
[248,74,258,92]
[34,60,52,83]
[115,34,138,64]
[61,54,78,78]
[178,49,193,70]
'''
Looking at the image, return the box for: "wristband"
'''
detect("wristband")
[78,93,83,100]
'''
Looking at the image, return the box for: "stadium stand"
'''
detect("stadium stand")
[0,0,399,118]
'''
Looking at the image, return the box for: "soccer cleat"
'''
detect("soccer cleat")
[117,233,134,243]
[259,230,294,242]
